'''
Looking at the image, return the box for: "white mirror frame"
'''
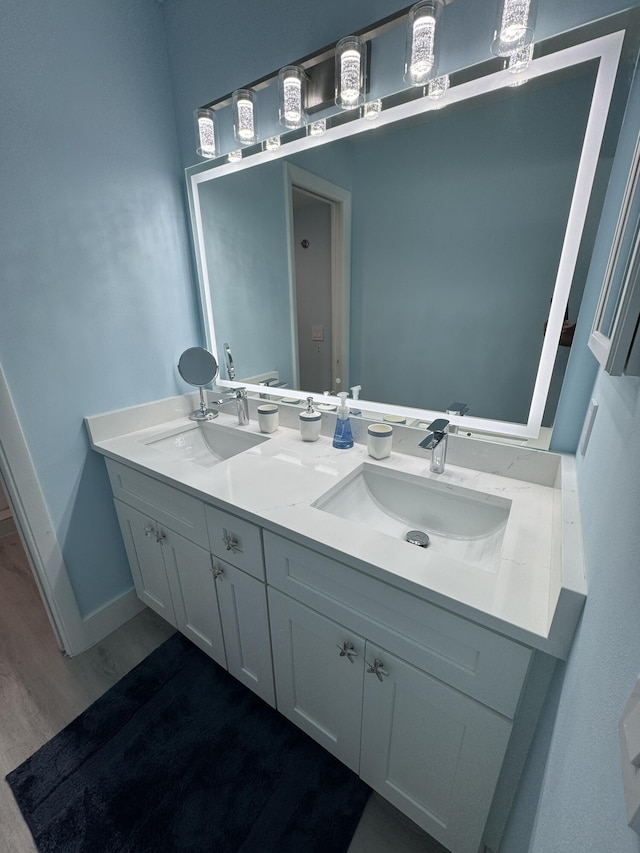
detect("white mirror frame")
[589,128,640,376]
[187,31,624,439]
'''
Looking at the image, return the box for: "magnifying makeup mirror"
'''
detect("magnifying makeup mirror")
[178,346,219,421]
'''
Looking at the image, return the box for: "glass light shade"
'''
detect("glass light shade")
[263,135,281,151]
[404,1,443,87]
[335,36,366,109]
[232,89,257,145]
[194,108,217,159]
[508,42,534,75]
[278,66,306,129]
[363,99,382,121]
[307,119,327,137]
[428,74,450,101]
[491,0,536,57]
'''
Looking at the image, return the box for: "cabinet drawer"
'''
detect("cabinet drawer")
[264,532,531,718]
[205,505,264,580]
[106,459,208,549]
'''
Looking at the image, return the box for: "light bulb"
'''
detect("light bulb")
[232,89,257,145]
[340,50,362,106]
[404,1,443,87]
[279,66,306,129]
[335,36,366,109]
[410,12,436,80]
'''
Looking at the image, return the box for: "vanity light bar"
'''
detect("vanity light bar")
[192,1,462,160]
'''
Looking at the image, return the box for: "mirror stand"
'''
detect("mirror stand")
[177,347,220,421]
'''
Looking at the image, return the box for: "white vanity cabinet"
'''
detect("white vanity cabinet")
[360,643,512,853]
[205,504,275,706]
[268,589,365,773]
[264,531,533,853]
[106,459,274,706]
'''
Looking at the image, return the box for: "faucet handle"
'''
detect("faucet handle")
[427,418,449,435]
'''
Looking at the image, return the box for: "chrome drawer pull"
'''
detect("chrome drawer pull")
[223,529,240,553]
[338,641,358,663]
[366,659,389,682]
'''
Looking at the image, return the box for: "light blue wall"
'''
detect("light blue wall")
[0,0,200,615]
[501,51,640,852]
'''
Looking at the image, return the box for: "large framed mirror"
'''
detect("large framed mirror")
[186,19,633,441]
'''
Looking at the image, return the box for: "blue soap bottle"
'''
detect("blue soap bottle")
[333,392,354,449]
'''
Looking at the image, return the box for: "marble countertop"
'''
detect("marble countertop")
[85,394,586,658]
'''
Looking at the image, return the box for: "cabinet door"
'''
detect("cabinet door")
[268,589,364,773]
[114,499,176,626]
[215,559,275,707]
[361,643,512,853]
[162,528,226,669]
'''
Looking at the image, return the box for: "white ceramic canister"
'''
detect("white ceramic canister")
[257,403,279,433]
[367,422,393,459]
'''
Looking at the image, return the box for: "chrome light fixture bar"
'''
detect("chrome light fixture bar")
[193,2,455,160]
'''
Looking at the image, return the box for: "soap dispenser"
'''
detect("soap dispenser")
[299,397,322,442]
[350,385,362,416]
[333,392,354,449]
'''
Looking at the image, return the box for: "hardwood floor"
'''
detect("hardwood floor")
[0,525,444,853]
[0,527,175,852]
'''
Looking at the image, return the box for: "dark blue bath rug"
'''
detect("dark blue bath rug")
[6,632,370,852]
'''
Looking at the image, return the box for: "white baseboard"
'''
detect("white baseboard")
[80,587,146,652]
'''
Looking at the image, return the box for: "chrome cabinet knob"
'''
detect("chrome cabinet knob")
[223,529,240,553]
[144,524,155,538]
[366,659,389,682]
[337,641,358,663]
[156,530,166,543]
[211,564,224,580]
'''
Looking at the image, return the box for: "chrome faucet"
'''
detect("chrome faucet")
[223,343,236,380]
[213,387,249,425]
[258,377,288,399]
[418,418,450,473]
[445,402,468,435]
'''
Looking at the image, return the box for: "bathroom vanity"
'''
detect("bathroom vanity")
[85,395,586,853]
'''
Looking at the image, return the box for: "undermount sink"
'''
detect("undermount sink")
[313,463,511,570]
[143,421,268,467]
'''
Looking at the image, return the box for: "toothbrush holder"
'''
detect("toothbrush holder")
[367,423,393,459]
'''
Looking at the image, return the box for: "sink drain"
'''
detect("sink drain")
[405,530,430,547]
